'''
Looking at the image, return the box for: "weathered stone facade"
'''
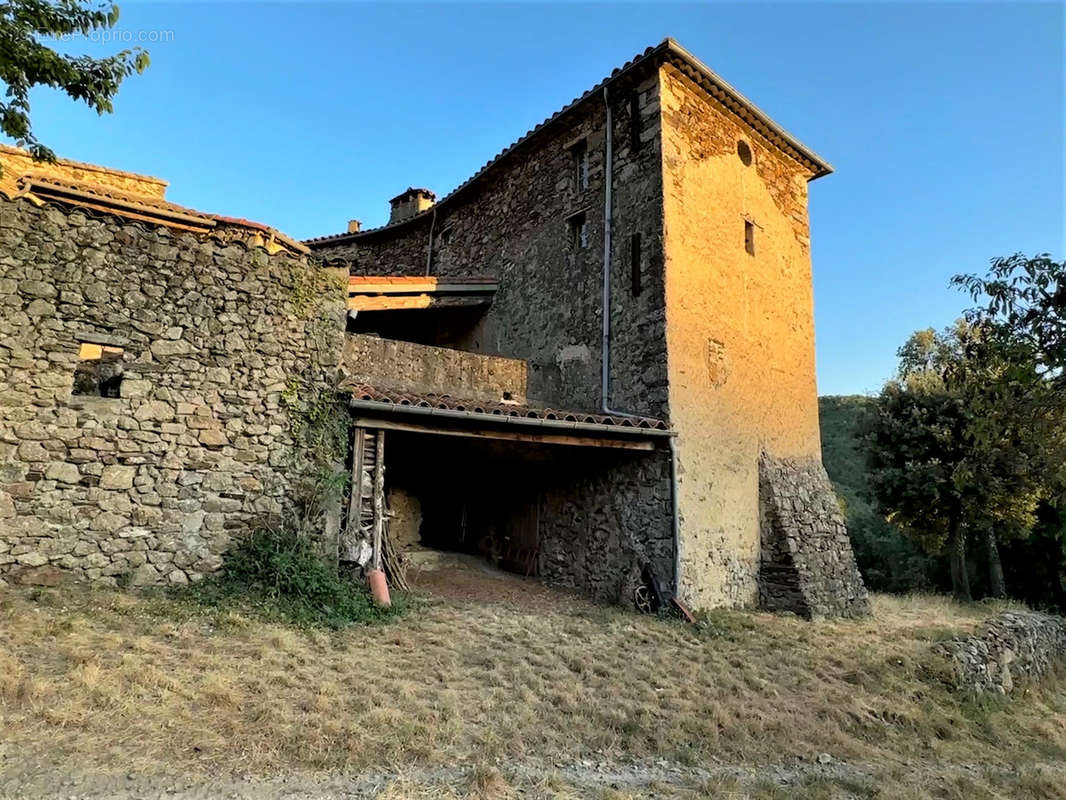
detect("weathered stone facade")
[309,40,867,615]
[0,38,868,615]
[0,197,345,586]
[757,455,870,618]
[937,610,1066,694]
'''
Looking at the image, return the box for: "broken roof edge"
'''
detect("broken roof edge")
[305,37,832,247]
[0,143,169,188]
[0,184,311,257]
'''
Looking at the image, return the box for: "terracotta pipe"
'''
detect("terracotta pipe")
[368,568,391,607]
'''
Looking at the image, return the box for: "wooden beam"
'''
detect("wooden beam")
[348,294,493,312]
[351,417,656,451]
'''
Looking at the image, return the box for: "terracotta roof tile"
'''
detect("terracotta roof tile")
[347,384,669,431]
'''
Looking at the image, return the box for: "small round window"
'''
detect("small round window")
[737,140,753,167]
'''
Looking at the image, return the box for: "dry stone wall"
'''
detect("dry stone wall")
[539,447,674,605]
[340,334,527,403]
[938,610,1066,694]
[758,455,870,618]
[0,197,346,586]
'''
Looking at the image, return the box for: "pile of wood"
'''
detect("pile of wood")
[341,427,409,592]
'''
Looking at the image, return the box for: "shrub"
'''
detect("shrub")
[184,525,403,629]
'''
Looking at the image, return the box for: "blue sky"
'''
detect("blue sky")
[13,1,1065,395]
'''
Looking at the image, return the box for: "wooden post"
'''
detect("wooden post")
[372,430,386,572]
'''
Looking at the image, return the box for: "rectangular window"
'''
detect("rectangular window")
[629,91,642,153]
[744,220,755,256]
[571,139,589,191]
[630,232,642,296]
[73,342,124,397]
[568,211,588,250]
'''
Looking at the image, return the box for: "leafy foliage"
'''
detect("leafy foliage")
[864,322,1054,600]
[0,1,149,166]
[184,525,403,629]
[819,396,936,592]
[953,253,1066,380]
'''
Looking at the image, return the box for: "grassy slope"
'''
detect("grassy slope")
[1,583,1065,799]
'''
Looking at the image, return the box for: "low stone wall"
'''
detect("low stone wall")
[340,334,528,404]
[758,454,870,618]
[0,197,346,587]
[937,610,1066,694]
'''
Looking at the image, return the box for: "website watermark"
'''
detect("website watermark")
[57,29,175,44]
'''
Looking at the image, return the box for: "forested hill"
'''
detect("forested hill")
[818,396,936,592]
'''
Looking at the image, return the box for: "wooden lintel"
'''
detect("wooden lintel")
[348,294,493,312]
[350,417,656,451]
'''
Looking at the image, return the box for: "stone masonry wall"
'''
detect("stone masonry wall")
[659,63,840,611]
[313,65,668,420]
[339,333,528,403]
[936,610,1066,694]
[758,455,870,618]
[0,197,346,586]
[538,446,674,606]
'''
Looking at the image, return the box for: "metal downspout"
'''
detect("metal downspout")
[600,86,683,599]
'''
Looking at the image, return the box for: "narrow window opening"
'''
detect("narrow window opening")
[629,91,642,153]
[438,227,452,247]
[630,232,642,296]
[744,220,755,256]
[568,211,588,250]
[570,139,589,191]
[73,342,124,397]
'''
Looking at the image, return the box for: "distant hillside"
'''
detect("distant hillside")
[819,396,936,592]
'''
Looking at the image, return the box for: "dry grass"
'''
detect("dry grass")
[0,580,1064,798]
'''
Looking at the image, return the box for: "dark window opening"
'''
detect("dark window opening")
[568,211,588,250]
[438,228,453,247]
[629,91,642,153]
[737,140,753,167]
[744,220,755,256]
[73,343,124,397]
[571,139,589,191]
[630,232,642,296]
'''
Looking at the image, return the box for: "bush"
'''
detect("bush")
[183,526,404,629]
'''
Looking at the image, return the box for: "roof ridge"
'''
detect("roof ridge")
[305,38,830,247]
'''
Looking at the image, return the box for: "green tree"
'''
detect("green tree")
[0,0,149,167]
[866,323,1050,601]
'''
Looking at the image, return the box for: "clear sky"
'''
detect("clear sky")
[13,1,1065,396]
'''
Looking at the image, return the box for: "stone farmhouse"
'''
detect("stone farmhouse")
[0,39,868,617]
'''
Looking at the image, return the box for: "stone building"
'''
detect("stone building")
[0,39,868,616]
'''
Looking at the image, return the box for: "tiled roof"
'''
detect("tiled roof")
[347,384,670,431]
[4,171,309,255]
[306,37,831,247]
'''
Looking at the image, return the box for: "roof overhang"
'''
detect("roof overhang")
[348,275,497,312]
[349,393,673,452]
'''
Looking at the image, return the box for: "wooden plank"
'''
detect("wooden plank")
[350,417,656,451]
[347,294,493,312]
[371,431,386,571]
[348,279,497,294]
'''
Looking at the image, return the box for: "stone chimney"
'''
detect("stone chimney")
[347,219,362,233]
[389,187,436,225]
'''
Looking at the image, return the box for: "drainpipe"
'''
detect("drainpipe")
[599,86,683,599]
[424,205,438,275]
[600,86,614,416]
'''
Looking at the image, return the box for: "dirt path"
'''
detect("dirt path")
[2,754,1063,799]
